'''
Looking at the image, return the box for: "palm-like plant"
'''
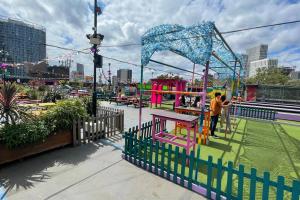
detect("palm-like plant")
[0,83,31,124]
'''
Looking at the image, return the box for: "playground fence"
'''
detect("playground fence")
[123,121,300,200]
[230,106,276,121]
[72,107,124,145]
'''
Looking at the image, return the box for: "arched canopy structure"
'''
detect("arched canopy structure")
[138,22,245,134]
[141,21,244,78]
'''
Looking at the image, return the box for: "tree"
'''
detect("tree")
[0,83,32,124]
[246,67,290,85]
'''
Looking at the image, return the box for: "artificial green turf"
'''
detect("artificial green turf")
[140,118,300,199]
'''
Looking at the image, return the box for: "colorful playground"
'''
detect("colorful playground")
[116,22,300,200]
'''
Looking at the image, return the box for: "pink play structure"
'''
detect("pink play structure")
[150,78,187,108]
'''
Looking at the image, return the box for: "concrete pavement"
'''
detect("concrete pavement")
[0,136,205,200]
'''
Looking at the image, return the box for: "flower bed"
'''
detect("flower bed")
[0,129,72,165]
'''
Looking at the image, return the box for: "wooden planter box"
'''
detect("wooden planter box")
[0,130,72,165]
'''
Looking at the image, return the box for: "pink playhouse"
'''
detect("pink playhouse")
[150,78,187,108]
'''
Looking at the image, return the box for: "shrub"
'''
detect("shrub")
[0,120,50,149]
[27,89,39,100]
[43,99,88,131]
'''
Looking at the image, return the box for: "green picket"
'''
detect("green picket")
[173,146,179,184]
[155,141,159,175]
[161,143,166,177]
[276,176,284,200]
[249,168,257,200]
[149,139,153,172]
[291,180,300,200]
[207,156,213,199]
[237,164,245,200]
[133,134,138,165]
[167,144,172,180]
[188,151,195,190]
[262,172,270,200]
[180,149,187,186]
[194,146,201,185]
[143,137,148,169]
[216,159,223,200]
[226,161,233,199]
[138,136,142,166]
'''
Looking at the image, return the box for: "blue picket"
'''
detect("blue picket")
[167,144,172,180]
[216,159,223,200]
[188,151,195,190]
[226,161,233,199]
[161,143,166,177]
[180,149,187,186]
[143,137,148,169]
[173,146,179,184]
[207,156,213,199]
[249,168,257,200]
[155,141,159,175]
[276,176,284,200]
[262,171,270,200]
[149,139,153,172]
[291,180,300,200]
[194,146,201,184]
[237,164,245,200]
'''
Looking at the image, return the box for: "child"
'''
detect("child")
[209,92,222,138]
[220,95,232,134]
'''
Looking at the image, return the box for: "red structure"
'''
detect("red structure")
[150,78,187,107]
[246,84,258,101]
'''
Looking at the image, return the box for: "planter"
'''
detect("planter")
[0,129,72,165]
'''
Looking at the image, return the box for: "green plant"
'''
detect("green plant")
[43,99,88,131]
[43,90,63,103]
[26,89,39,100]
[0,120,50,149]
[0,82,32,124]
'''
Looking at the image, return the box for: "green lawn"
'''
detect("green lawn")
[153,118,300,198]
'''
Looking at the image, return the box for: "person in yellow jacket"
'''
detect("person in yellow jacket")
[210,92,222,138]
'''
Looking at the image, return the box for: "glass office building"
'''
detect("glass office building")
[0,18,46,63]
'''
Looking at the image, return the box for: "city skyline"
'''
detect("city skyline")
[0,0,299,81]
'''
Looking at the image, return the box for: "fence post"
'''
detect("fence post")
[167,144,172,180]
[194,146,201,185]
[154,141,159,175]
[216,159,223,200]
[226,161,233,199]
[249,168,257,200]
[161,143,166,177]
[180,149,187,186]
[188,151,195,190]
[262,171,270,200]
[143,136,148,169]
[276,176,284,200]
[207,156,213,199]
[291,180,300,200]
[149,139,153,172]
[173,146,179,184]
[237,164,245,200]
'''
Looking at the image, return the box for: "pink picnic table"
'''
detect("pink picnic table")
[151,110,198,155]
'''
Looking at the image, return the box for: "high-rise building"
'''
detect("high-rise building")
[117,69,132,84]
[290,71,300,80]
[0,18,46,63]
[249,58,278,77]
[245,44,268,77]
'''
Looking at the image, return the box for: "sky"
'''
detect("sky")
[0,0,300,82]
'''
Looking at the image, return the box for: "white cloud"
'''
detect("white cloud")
[0,0,300,80]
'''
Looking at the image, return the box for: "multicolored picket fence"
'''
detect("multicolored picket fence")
[123,121,300,200]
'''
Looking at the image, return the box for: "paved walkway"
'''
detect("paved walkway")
[0,103,206,199]
[1,137,204,200]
